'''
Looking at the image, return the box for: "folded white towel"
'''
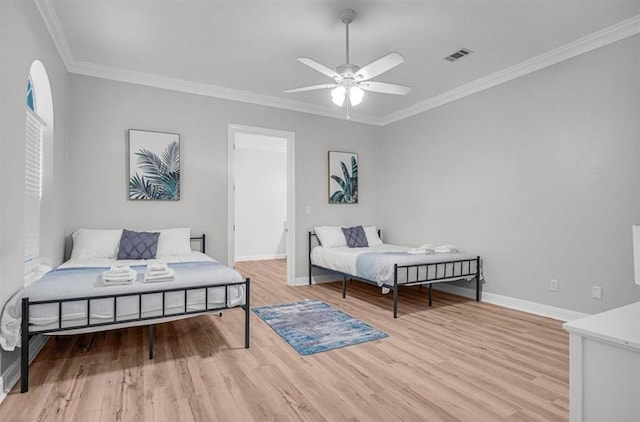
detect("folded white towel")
[109,265,133,274]
[102,269,137,285]
[144,268,175,282]
[103,278,135,286]
[407,248,427,254]
[103,269,136,280]
[419,244,436,251]
[147,268,171,276]
[147,262,168,272]
[435,244,459,253]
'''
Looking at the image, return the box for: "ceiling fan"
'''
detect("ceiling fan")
[284,9,411,119]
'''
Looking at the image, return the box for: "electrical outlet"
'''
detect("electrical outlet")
[550,279,559,292]
[592,286,603,300]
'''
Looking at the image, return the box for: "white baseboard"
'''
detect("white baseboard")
[433,284,590,322]
[0,335,49,403]
[293,275,341,286]
[236,254,287,262]
[293,274,589,322]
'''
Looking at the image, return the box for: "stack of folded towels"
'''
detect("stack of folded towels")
[102,266,137,285]
[407,244,459,254]
[434,244,459,253]
[407,244,435,254]
[145,262,175,283]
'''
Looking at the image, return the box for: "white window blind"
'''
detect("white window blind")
[24,107,45,275]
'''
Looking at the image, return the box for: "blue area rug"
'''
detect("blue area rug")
[253,300,388,355]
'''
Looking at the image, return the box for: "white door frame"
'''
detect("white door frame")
[227,124,296,286]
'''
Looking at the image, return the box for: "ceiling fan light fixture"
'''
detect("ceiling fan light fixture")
[331,86,346,106]
[349,86,364,106]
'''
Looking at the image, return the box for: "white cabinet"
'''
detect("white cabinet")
[563,302,640,422]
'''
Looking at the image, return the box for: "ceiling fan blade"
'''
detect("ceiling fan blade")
[297,57,341,80]
[355,53,405,81]
[359,81,411,95]
[284,83,338,93]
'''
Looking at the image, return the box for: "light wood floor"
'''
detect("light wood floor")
[0,259,569,421]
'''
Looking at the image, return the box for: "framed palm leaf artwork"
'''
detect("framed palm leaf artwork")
[128,129,180,200]
[328,151,358,204]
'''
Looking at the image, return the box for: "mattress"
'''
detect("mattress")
[0,253,245,351]
[311,244,478,287]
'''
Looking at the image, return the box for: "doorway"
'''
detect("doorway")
[227,124,295,285]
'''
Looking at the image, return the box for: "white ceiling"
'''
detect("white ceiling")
[43,0,640,124]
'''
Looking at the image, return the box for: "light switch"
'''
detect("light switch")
[305,206,312,214]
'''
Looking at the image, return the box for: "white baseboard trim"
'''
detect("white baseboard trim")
[236,254,287,262]
[433,284,590,322]
[293,275,341,286]
[293,274,589,321]
[0,335,49,403]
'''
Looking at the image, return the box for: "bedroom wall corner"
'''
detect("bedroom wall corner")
[0,0,69,396]
[376,34,640,315]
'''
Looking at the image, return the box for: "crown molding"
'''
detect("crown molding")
[34,0,73,69]
[382,14,640,126]
[68,60,384,126]
[37,0,639,127]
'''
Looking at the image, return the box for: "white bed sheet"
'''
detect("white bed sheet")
[57,251,214,269]
[311,244,411,276]
[311,244,478,286]
[1,253,245,351]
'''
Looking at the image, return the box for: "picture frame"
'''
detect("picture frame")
[128,129,180,200]
[328,151,358,204]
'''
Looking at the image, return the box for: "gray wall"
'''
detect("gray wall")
[377,35,640,314]
[67,75,380,279]
[0,1,69,374]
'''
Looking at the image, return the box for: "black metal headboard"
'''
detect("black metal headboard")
[308,228,381,249]
[190,234,206,254]
[308,229,381,285]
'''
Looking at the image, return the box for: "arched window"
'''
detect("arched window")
[24,61,52,283]
[26,76,36,112]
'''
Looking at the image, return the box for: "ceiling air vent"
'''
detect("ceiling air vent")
[444,48,473,62]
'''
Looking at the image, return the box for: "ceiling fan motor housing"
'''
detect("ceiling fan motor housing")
[335,64,361,79]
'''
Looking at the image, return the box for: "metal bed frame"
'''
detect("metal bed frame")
[308,231,481,318]
[20,234,250,393]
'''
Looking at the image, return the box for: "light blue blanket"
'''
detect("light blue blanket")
[1,261,245,351]
[21,261,242,301]
[356,252,478,286]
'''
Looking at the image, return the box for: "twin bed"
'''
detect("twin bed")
[309,228,482,318]
[0,230,250,393]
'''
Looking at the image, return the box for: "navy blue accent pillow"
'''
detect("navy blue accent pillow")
[117,229,160,260]
[342,225,369,248]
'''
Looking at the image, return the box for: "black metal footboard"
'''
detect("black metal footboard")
[20,278,250,393]
[308,231,482,318]
[19,234,250,393]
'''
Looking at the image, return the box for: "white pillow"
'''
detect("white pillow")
[364,226,383,246]
[154,227,192,256]
[70,229,123,260]
[314,226,347,248]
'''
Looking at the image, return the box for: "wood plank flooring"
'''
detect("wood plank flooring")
[0,259,569,421]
